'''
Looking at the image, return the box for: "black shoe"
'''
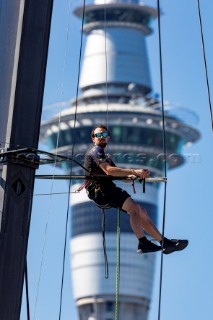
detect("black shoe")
[137,237,162,254]
[162,238,188,255]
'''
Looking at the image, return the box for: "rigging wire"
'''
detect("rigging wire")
[25,260,31,320]
[115,208,120,320]
[32,0,73,318]
[0,147,90,172]
[34,191,79,196]
[58,0,86,318]
[156,1,168,320]
[196,0,213,133]
[104,0,109,129]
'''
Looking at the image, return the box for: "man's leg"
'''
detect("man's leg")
[122,197,162,253]
[122,197,188,254]
[122,197,145,239]
[122,197,162,241]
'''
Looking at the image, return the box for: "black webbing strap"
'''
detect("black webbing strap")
[139,178,146,193]
[101,208,109,279]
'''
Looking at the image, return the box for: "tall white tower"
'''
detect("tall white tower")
[41,1,199,319]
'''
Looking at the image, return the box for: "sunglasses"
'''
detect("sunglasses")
[93,132,109,138]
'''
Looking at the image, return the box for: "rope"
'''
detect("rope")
[196,0,213,133]
[156,1,168,320]
[58,0,86,318]
[25,260,31,320]
[102,208,109,278]
[115,207,120,320]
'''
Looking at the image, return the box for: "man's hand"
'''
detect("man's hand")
[134,169,150,179]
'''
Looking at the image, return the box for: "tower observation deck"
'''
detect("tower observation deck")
[41,0,200,319]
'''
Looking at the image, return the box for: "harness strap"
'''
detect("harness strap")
[75,168,101,192]
[75,179,91,192]
[140,177,146,193]
[132,179,136,194]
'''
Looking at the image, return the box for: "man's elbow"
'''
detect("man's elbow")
[99,164,111,175]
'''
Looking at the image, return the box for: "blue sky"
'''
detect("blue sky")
[21,0,213,319]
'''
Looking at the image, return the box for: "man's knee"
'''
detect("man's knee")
[129,204,148,220]
[127,202,140,216]
[141,207,148,215]
[122,197,145,216]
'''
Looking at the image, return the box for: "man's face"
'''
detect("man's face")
[92,127,110,148]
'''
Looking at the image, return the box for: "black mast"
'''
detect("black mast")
[0,1,53,318]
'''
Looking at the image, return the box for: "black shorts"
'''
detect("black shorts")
[87,185,130,209]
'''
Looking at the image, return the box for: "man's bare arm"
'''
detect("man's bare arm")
[99,163,150,178]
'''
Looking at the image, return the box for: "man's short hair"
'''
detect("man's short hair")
[91,125,110,138]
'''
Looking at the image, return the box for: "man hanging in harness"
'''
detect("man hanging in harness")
[84,125,188,254]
